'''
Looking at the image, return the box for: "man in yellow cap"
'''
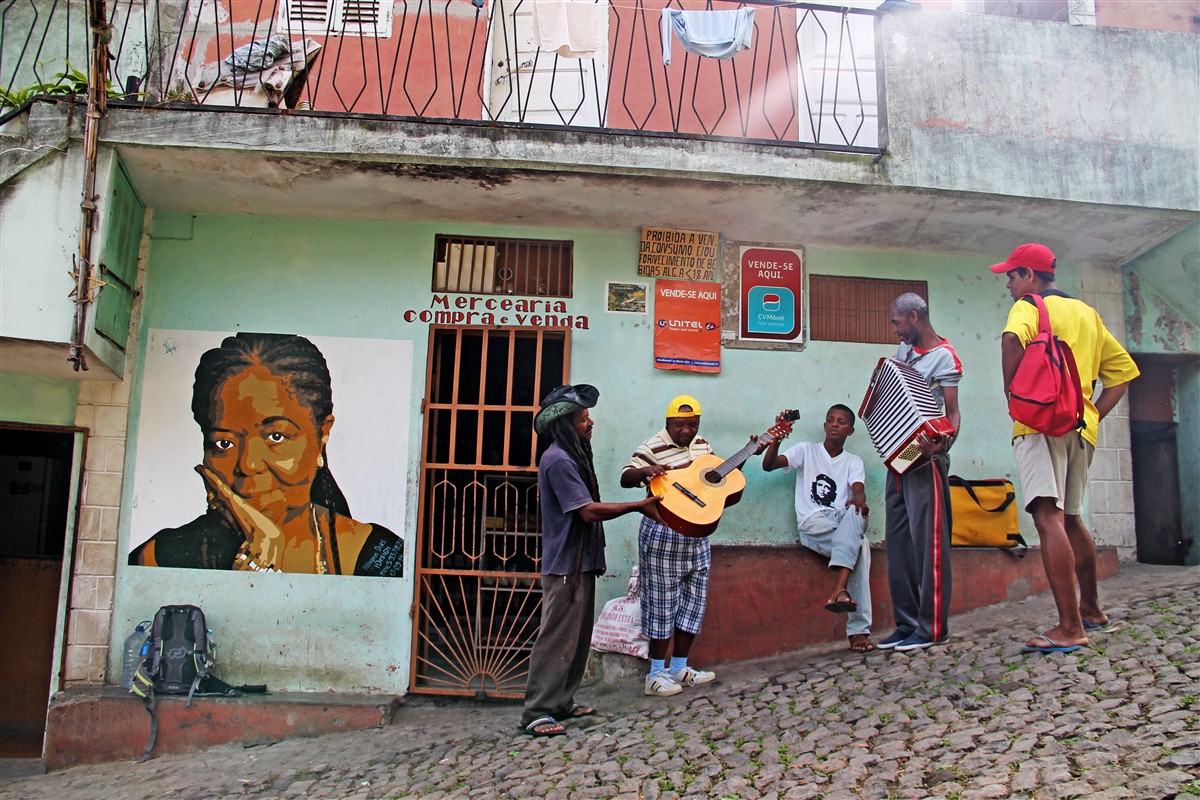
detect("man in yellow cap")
[621,395,718,696]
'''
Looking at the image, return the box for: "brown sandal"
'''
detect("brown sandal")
[849,634,876,653]
[825,590,858,613]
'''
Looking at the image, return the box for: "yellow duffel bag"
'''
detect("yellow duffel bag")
[948,476,1027,555]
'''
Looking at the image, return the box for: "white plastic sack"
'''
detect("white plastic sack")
[590,567,649,659]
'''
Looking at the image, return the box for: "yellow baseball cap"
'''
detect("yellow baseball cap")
[665,394,702,418]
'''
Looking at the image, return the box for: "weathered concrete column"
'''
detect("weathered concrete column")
[63,207,152,686]
[1078,260,1137,561]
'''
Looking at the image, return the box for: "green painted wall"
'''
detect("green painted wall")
[1124,222,1200,356]
[117,212,1096,689]
[0,372,79,426]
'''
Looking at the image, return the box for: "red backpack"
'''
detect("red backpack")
[1007,294,1086,438]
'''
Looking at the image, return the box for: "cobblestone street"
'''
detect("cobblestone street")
[3,563,1197,800]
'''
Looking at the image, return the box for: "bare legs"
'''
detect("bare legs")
[1028,497,1096,647]
[1066,513,1107,625]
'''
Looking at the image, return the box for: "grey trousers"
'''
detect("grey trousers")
[800,507,872,636]
[521,572,596,727]
[884,455,952,642]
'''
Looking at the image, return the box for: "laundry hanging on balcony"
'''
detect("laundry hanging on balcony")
[225,35,293,73]
[532,0,609,59]
[194,37,322,110]
[661,7,755,66]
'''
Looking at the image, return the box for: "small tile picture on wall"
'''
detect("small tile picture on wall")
[606,281,648,314]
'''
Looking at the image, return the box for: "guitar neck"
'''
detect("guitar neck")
[710,430,781,479]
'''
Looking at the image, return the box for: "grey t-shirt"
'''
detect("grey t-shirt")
[896,339,963,411]
[537,442,606,576]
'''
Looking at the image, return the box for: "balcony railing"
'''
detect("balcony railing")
[2,0,883,153]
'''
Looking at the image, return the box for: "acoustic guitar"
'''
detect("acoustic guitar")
[649,411,800,538]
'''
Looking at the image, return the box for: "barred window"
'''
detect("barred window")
[432,236,573,298]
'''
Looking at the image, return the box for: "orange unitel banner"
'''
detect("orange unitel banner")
[653,280,721,373]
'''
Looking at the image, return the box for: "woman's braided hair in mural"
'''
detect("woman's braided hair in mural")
[542,412,600,583]
[191,332,350,516]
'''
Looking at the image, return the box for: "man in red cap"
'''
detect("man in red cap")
[990,244,1140,654]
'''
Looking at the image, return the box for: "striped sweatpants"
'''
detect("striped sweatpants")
[884,454,952,642]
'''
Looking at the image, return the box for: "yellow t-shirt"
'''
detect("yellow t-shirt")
[1003,295,1140,445]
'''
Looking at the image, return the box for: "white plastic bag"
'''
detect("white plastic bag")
[590,567,649,659]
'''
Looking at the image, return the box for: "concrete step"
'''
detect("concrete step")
[44,687,400,769]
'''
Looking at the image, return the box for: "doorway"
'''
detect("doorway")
[0,427,80,758]
[486,0,609,127]
[1128,356,1191,565]
[410,327,568,698]
[797,3,879,148]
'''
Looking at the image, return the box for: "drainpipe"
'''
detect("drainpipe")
[68,0,110,372]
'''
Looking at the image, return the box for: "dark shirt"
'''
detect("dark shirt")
[129,509,404,577]
[537,443,605,576]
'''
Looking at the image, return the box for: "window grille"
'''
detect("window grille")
[809,275,928,344]
[432,236,573,298]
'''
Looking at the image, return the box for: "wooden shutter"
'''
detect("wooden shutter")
[277,0,393,38]
[809,275,928,344]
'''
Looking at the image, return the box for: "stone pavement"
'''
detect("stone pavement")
[3,563,1198,800]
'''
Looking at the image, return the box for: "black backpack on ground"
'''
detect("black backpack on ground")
[129,605,264,761]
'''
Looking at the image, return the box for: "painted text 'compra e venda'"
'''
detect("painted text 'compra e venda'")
[404,294,589,328]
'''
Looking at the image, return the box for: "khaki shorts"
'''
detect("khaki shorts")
[1012,434,1094,515]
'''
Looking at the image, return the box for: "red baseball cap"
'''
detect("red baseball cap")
[989,243,1057,274]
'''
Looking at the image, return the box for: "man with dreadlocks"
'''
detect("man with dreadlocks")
[520,384,664,738]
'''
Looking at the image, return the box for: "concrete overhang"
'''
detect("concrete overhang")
[14,100,1200,265]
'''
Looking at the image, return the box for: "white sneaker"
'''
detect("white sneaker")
[669,665,716,686]
[644,673,683,696]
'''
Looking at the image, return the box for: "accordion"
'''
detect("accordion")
[858,357,956,474]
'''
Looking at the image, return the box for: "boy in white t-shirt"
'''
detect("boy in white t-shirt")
[762,404,873,652]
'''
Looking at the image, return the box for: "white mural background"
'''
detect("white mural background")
[128,328,413,554]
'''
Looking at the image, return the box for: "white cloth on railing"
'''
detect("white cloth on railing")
[661,7,755,66]
[225,34,293,73]
[532,0,608,59]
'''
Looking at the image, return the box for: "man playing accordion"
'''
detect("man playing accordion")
[877,293,963,652]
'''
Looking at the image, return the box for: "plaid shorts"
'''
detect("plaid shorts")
[638,517,711,640]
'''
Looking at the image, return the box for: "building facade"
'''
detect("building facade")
[1,0,1196,761]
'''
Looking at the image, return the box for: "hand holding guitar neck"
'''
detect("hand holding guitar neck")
[650,410,802,538]
[758,409,801,452]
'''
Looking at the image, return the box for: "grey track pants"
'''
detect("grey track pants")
[884,455,952,642]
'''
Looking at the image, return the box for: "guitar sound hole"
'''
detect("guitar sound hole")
[703,470,722,485]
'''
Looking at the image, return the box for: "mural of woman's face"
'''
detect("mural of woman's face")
[203,365,333,523]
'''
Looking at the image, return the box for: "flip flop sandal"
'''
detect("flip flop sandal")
[565,704,597,718]
[824,590,858,613]
[521,716,566,737]
[1021,634,1084,654]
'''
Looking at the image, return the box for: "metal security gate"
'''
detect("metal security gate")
[411,326,568,697]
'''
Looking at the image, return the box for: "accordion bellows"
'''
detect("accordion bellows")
[859,357,956,474]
